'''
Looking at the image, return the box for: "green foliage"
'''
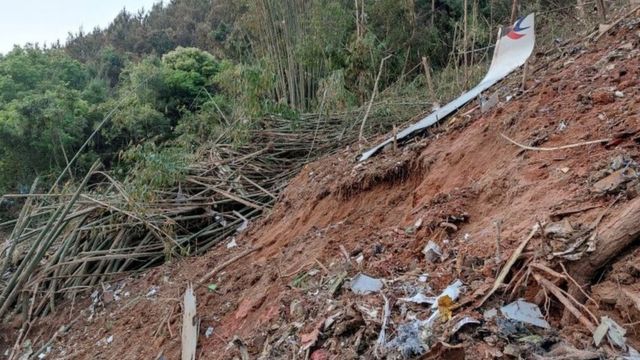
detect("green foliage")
[0,47,92,192]
[119,142,192,201]
[214,59,273,117]
[0,0,593,196]
[161,47,220,112]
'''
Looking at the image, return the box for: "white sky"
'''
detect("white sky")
[0,0,161,55]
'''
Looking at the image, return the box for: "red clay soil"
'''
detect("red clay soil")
[2,14,640,360]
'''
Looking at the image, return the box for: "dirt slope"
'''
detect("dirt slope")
[3,13,640,360]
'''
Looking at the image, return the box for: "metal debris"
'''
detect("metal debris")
[226,238,238,249]
[399,293,436,305]
[483,308,498,321]
[422,241,442,263]
[500,299,550,329]
[593,316,626,349]
[385,320,427,357]
[625,347,640,360]
[350,273,383,295]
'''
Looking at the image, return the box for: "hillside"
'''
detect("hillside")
[2,6,638,359]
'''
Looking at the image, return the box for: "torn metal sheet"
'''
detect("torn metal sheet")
[399,292,436,305]
[350,273,384,295]
[594,316,627,349]
[500,299,550,329]
[359,14,536,161]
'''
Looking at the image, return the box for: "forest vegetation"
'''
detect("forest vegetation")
[0,0,597,197]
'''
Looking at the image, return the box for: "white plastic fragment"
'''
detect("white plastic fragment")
[500,299,550,329]
[350,273,383,295]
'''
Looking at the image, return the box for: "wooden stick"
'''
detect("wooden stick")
[359,55,393,143]
[477,224,538,307]
[181,284,198,360]
[533,273,596,332]
[500,133,611,152]
[421,56,435,101]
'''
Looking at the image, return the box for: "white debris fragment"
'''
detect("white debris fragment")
[614,90,625,98]
[146,286,159,298]
[483,308,498,321]
[422,241,442,263]
[205,326,214,338]
[226,238,238,249]
[399,293,436,305]
[418,274,428,283]
[431,279,463,310]
[425,279,465,326]
[236,219,249,233]
[625,347,640,360]
[593,316,627,349]
[500,299,550,329]
[557,120,568,132]
[350,273,384,295]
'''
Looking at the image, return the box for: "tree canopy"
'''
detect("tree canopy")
[1,0,571,193]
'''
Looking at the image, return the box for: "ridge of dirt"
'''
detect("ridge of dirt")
[2,15,640,360]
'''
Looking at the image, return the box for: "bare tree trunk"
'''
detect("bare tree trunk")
[463,0,468,87]
[359,55,392,144]
[576,0,586,20]
[355,0,361,40]
[422,56,435,101]
[431,0,435,27]
[596,0,607,22]
[407,0,416,29]
[510,0,518,24]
